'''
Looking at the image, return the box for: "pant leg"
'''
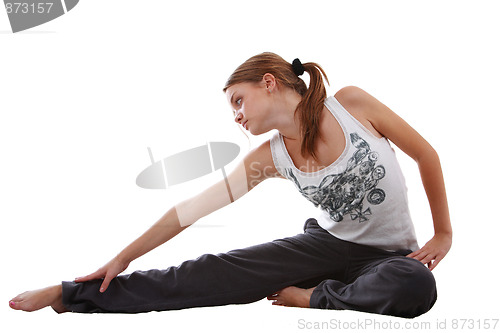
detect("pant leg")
[310,245,437,318]
[62,218,349,313]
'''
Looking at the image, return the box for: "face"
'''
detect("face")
[225,80,274,135]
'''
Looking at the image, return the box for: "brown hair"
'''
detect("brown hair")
[223,52,330,160]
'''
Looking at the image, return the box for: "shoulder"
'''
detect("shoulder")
[334,87,434,161]
[334,86,374,110]
[333,86,385,137]
[334,86,391,123]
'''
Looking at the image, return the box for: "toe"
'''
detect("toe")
[9,299,30,311]
[9,293,27,310]
[11,293,26,302]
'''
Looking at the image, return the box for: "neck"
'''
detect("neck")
[273,89,303,141]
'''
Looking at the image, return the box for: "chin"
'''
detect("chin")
[250,127,272,136]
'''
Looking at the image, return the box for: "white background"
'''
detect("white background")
[1,1,499,332]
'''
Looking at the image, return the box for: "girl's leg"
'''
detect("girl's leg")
[61,218,349,313]
[310,255,437,318]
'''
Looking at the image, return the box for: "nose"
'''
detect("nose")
[234,112,243,124]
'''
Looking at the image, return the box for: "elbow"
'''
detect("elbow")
[415,145,440,166]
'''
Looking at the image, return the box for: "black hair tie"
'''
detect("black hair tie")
[292,58,305,76]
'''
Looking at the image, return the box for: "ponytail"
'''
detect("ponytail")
[295,61,330,160]
[223,52,330,160]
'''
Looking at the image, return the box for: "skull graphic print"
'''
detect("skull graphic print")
[285,133,386,223]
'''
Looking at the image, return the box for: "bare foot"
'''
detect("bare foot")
[267,286,316,308]
[9,285,69,313]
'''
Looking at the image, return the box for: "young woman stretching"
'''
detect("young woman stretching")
[9,52,452,318]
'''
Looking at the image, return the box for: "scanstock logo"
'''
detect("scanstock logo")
[4,0,79,33]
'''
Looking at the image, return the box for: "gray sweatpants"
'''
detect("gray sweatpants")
[61,218,437,318]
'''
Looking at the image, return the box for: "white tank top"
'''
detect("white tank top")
[270,96,419,252]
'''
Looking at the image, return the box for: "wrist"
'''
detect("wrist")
[434,231,453,243]
[434,219,452,239]
[435,228,452,237]
[115,252,132,266]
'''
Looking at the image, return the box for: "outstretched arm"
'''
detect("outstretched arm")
[75,140,280,292]
[340,86,452,270]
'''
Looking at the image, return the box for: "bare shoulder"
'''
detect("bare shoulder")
[334,85,367,103]
[334,86,377,111]
[334,86,384,138]
[334,86,434,161]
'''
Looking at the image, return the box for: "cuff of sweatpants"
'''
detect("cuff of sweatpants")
[309,280,345,310]
[61,280,80,312]
[309,281,326,309]
[61,279,103,313]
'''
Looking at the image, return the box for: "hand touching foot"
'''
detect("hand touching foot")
[9,285,68,313]
[267,286,316,308]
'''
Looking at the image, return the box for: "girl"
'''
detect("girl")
[9,52,452,318]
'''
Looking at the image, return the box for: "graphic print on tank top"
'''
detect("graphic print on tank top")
[285,132,386,223]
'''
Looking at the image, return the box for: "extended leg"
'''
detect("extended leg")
[62,219,347,313]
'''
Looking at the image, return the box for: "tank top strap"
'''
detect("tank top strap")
[324,96,381,140]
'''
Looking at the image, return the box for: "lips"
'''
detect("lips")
[243,121,248,130]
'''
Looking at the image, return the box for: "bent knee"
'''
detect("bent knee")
[381,257,437,317]
[388,257,435,286]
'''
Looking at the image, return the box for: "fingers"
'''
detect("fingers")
[407,248,443,270]
[428,254,444,271]
[407,248,428,262]
[99,273,114,293]
[407,234,451,271]
[407,249,432,263]
[73,259,125,292]
[406,248,419,258]
[420,253,435,266]
[73,269,116,293]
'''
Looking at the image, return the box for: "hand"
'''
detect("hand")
[407,233,452,271]
[74,256,130,293]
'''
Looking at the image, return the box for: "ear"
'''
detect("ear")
[262,73,277,91]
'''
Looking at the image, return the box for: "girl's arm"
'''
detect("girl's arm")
[75,140,281,292]
[340,86,452,271]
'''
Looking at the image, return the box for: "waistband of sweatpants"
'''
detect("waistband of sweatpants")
[302,218,412,257]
